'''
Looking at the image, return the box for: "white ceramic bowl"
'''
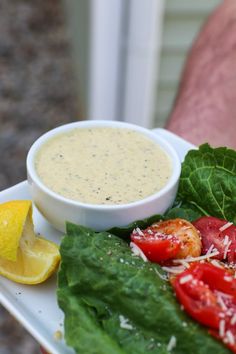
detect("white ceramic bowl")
[26,120,181,232]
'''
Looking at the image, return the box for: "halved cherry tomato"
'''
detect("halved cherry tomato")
[151,218,201,259]
[130,227,181,263]
[193,216,236,263]
[172,262,236,353]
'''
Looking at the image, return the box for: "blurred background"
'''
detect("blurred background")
[0,0,221,353]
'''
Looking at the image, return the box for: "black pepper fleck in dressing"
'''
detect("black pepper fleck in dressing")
[35,127,172,205]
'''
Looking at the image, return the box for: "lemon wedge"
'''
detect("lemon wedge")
[0,200,60,284]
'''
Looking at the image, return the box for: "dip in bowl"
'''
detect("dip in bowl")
[27,120,181,232]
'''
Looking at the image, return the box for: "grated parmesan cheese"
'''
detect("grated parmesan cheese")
[217,295,227,311]
[219,319,225,337]
[210,259,224,268]
[206,244,215,255]
[54,330,63,341]
[173,250,220,265]
[135,227,144,236]
[223,235,229,246]
[224,275,233,282]
[167,336,177,352]
[231,313,236,325]
[223,240,232,260]
[119,315,133,330]
[130,242,148,262]
[226,330,235,345]
[219,222,233,232]
[226,309,233,317]
[219,312,225,318]
[179,274,193,284]
[162,265,186,274]
[154,268,169,281]
[147,229,153,235]
[175,259,190,269]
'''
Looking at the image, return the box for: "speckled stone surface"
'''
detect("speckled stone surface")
[0,0,78,352]
[0,0,78,191]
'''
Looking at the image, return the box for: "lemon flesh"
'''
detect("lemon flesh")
[0,200,60,284]
[0,238,60,284]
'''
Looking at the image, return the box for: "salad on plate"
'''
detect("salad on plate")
[1,142,236,354]
[57,143,236,354]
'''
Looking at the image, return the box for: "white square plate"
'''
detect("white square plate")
[0,129,194,354]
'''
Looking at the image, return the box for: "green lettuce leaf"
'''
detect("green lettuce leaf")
[164,204,202,221]
[177,143,236,222]
[58,143,236,353]
[58,223,230,354]
[107,214,163,240]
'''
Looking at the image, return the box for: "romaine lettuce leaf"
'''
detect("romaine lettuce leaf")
[58,143,236,353]
[177,144,236,222]
[58,223,230,354]
[107,214,163,240]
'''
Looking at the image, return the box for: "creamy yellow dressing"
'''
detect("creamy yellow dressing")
[35,127,172,205]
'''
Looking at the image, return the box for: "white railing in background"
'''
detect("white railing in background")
[121,0,164,127]
[63,0,165,128]
[89,0,123,122]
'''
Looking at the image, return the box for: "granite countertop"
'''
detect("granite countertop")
[0,0,78,352]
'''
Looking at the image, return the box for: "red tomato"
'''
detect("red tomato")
[193,216,236,263]
[130,227,181,263]
[172,262,236,353]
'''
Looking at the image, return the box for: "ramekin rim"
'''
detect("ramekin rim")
[26,120,181,211]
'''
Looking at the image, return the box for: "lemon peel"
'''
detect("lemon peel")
[0,200,32,261]
[0,200,60,284]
